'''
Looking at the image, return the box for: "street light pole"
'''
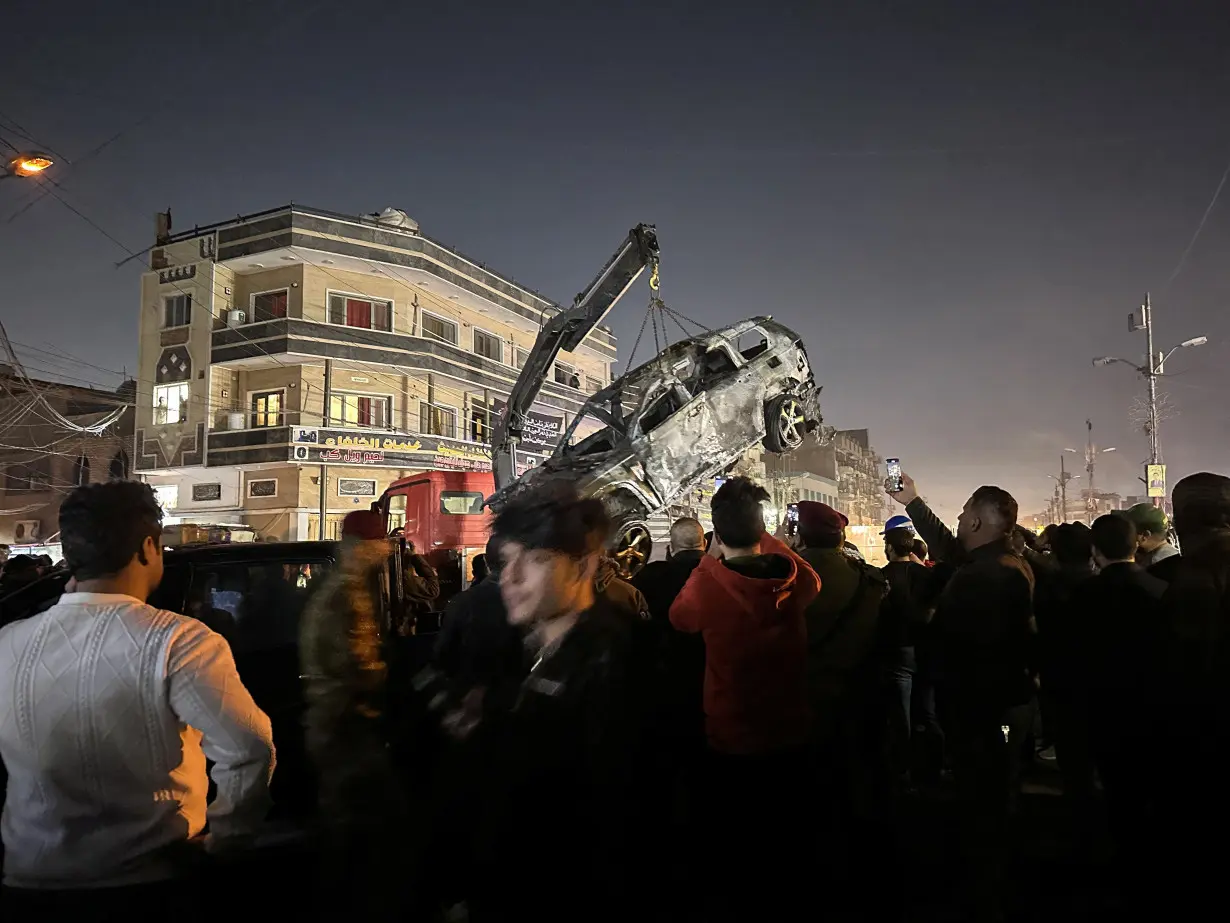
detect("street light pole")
[1093,294,1206,509]
[1049,455,1079,523]
[1142,294,1160,466]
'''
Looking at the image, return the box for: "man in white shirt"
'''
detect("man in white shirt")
[0,481,275,916]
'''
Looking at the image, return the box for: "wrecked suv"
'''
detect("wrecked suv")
[501,316,827,574]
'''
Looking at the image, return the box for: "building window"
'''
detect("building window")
[420,402,457,439]
[251,390,284,428]
[330,392,391,429]
[163,293,191,328]
[469,402,495,444]
[153,382,190,425]
[420,312,458,346]
[472,328,503,363]
[251,289,288,322]
[108,449,129,481]
[327,293,392,332]
[554,362,580,388]
[4,459,51,492]
[514,346,530,369]
[585,376,604,393]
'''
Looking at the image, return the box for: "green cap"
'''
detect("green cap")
[1124,502,1168,534]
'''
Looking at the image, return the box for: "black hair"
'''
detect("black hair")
[1012,525,1038,551]
[2,555,39,575]
[969,485,1018,534]
[710,476,770,550]
[1173,472,1230,535]
[912,538,928,561]
[485,532,506,571]
[493,480,609,557]
[471,553,490,581]
[1051,522,1093,567]
[1091,514,1136,561]
[59,482,164,580]
[884,527,915,557]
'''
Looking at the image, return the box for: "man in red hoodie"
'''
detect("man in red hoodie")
[670,476,819,921]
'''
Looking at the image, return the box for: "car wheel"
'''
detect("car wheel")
[764,393,807,453]
[611,519,653,579]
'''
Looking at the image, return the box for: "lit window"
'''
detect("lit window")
[420,403,456,438]
[163,294,191,328]
[472,329,503,362]
[251,390,283,428]
[252,290,288,322]
[327,294,392,332]
[330,393,391,429]
[420,312,458,346]
[153,382,190,425]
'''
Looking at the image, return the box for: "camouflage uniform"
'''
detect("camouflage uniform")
[300,539,407,916]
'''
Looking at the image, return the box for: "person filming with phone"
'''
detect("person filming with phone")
[886,470,1037,921]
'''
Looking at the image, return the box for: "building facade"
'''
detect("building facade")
[0,370,134,550]
[134,205,616,540]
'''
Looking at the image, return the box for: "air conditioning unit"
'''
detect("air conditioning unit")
[14,520,40,543]
[227,309,247,328]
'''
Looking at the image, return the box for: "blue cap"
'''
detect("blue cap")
[881,514,914,535]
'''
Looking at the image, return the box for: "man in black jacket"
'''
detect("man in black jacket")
[888,472,1036,922]
[1074,514,1165,862]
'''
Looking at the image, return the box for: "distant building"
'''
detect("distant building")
[0,371,134,549]
[133,204,616,540]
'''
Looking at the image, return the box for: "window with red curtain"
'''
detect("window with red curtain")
[346,298,372,328]
[357,397,373,426]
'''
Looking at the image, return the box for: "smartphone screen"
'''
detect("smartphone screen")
[886,458,904,493]
[786,502,799,536]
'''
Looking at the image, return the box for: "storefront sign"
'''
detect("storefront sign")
[293,428,546,472]
[491,399,564,452]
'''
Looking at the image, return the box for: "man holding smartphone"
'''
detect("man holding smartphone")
[887,471,1036,920]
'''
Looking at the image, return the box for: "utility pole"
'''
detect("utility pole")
[1141,294,1160,469]
[1049,455,1078,523]
[317,358,332,539]
[1085,419,1096,524]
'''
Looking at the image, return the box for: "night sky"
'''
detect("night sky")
[3,1,1229,522]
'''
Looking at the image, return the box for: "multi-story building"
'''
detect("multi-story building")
[832,429,886,528]
[134,205,616,540]
[0,369,134,550]
[762,450,841,525]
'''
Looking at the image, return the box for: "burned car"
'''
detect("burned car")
[495,316,827,573]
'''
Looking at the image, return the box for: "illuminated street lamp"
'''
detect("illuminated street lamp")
[1093,294,1207,501]
[1,152,54,180]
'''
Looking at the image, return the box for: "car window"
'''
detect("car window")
[183,559,331,654]
[736,329,769,361]
[440,491,485,514]
[640,387,687,434]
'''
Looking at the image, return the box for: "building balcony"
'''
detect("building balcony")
[211,318,593,416]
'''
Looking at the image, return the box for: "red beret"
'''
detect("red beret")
[797,501,848,536]
[341,510,387,541]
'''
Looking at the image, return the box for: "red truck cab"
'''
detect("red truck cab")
[375,470,495,601]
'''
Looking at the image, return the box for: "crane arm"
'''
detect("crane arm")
[492,223,659,491]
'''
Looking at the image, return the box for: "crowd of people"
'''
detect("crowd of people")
[1,466,1229,922]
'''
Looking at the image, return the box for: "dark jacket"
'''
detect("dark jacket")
[1070,561,1165,708]
[670,535,819,754]
[906,498,1037,718]
[632,550,707,746]
[471,604,637,921]
[1032,562,1094,696]
[633,550,705,623]
[880,559,933,651]
[595,559,650,622]
[433,574,524,690]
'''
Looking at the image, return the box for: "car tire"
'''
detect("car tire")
[603,492,653,579]
[764,393,807,453]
